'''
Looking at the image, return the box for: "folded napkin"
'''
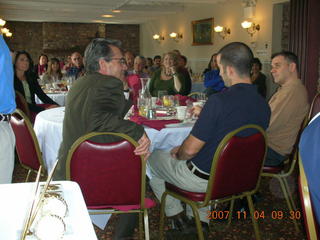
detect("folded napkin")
[175,94,196,106]
[130,114,181,131]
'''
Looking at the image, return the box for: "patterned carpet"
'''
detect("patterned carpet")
[12,159,307,240]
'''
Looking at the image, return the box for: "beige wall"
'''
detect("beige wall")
[140,0,274,74]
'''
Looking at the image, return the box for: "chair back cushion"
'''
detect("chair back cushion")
[69,135,142,207]
[210,128,266,199]
[15,91,32,120]
[10,111,40,170]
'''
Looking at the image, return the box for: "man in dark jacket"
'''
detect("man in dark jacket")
[55,38,150,239]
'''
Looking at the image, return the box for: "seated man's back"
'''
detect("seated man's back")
[190,83,270,173]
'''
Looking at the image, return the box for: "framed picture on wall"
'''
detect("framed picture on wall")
[191,18,214,45]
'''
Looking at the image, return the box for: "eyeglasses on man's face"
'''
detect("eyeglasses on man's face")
[105,57,127,65]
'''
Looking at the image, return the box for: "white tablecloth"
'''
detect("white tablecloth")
[35,92,68,106]
[34,107,192,173]
[0,181,97,240]
[33,107,192,229]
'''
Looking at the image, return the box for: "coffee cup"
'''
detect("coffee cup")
[176,106,187,120]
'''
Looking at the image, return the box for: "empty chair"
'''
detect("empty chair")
[159,125,267,240]
[10,109,46,181]
[65,132,156,239]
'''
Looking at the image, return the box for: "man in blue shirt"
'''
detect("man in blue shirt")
[148,42,270,237]
[299,113,320,226]
[0,35,16,183]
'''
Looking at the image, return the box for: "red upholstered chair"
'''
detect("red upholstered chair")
[308,92,320,121]
[159,125,267,240]
[298,155,320,240]
[262,117,308,232]
[15,91,33,122]
[65,132,156,240]
[10,109,46,181]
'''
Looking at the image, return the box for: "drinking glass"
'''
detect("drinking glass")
[137,97,147,117]
[163,95,174,107]
[157,90,168,106]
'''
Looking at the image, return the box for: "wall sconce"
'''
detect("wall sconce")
[0,18,6,27]
[241,21,260,37]
[153,34,164,43]
[169,32,183,42]
[214,26,231,39]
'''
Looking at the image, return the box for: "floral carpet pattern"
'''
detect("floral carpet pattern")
[13,160,307,240]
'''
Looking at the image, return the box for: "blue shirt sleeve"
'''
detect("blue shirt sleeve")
[0,36,16,114]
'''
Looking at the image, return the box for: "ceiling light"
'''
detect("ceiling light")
[101,14,114,18]
[0,19,6,27]
[112,10,121,13]
[1,28,9,34]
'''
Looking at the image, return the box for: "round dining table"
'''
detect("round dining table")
[35,91,68,106]
[33,107,193,174]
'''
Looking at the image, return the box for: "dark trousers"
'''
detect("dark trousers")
[112,213,138,240]
[264,147,287,166]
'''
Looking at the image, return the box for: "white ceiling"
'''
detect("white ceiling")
[0,0,229,24]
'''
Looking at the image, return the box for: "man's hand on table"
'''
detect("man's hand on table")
[191,105,202,117]
[134,133,151,160]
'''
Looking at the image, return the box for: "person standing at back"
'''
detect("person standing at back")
[0,34,16,184]
[265,51,309,166]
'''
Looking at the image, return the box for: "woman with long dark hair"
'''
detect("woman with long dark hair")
[14,51,58,114]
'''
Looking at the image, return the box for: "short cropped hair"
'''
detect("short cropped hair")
[154,55,161,61]
[84,38,122,73]
[271,51,299,72]
[218,42,253,77]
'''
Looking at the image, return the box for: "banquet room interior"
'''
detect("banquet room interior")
[1,0,320,239]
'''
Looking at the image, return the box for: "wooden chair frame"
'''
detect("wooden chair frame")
[66,132,151,240]
[159,125,267,240]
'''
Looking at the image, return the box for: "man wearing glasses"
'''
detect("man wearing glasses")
[55,38,150,239]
